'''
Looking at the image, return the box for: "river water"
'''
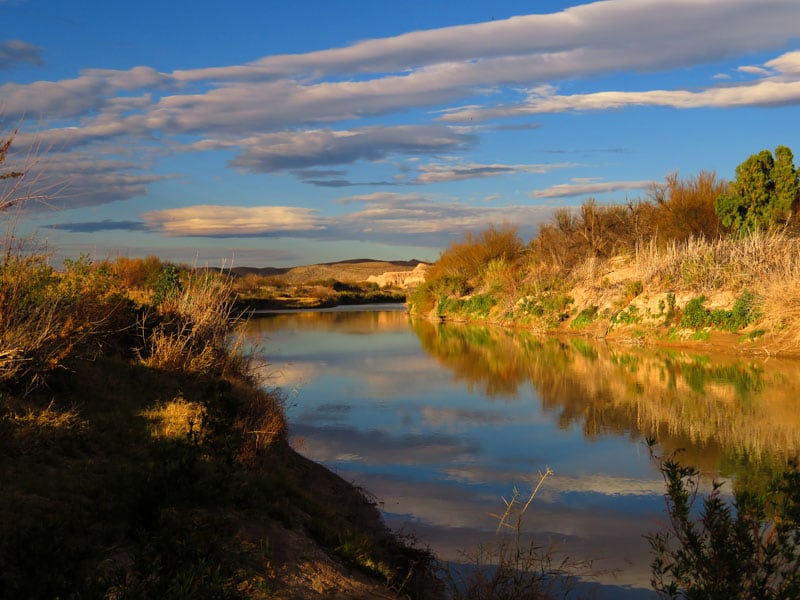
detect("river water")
[242,305,800,598]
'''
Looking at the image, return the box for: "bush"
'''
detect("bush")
[647,442,800,599]
[1,248,132,389]
[680,292,760,332]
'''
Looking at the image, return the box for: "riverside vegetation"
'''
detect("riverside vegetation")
[4,126,800,599]
[409,146,800,358]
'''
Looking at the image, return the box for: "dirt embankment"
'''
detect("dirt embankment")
[418,253,800,359]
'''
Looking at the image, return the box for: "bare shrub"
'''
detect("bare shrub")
[649,171,727,242]
[534,199,644,269]
[431,223,524,284]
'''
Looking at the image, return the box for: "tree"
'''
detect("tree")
[714,145,800,235]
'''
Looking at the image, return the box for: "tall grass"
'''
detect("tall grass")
[138,268,245,375]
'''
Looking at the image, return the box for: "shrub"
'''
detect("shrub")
[647,442,800,599]
[649,171,727,242]
[570,306,598,330]
[431,224,524,283]
[680,292,760,332]
[1,248,132,389]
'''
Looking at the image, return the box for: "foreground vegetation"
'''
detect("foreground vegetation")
[0,250,437,599]
[410,146,800,356]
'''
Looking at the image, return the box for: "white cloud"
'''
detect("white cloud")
[445,79,800,121]
[6,2,800,212]
[172,0,800,84]
[415,161,576,184]
[443,49,800,122]
[737,65,772,76]
[531,179,654,199]
[137,193,557,245]
[228,125,475,173]
[142,205,325,236]
[766,50,800,76]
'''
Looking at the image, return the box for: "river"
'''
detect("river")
[242,305,800,598]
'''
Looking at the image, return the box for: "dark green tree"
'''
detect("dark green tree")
[714,145,800,235]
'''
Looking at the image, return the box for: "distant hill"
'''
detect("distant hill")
[227,259,428,284]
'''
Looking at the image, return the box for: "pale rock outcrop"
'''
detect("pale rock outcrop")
[367,263,429,289]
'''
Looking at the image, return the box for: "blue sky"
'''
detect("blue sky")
[2,0,799,267]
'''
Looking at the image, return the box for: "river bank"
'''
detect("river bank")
[409,234,800,360]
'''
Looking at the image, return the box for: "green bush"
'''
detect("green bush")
[680,292,760,332]
[571,306,598,330]
[647,442,800,599]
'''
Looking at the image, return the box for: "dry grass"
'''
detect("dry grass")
[139,269,246,374]
[1,401,87,455]
[1,247,76,387]
[141,396,206,441]
[634,230,800,292]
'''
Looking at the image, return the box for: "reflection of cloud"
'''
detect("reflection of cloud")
[248,359,320,391]
[531,179,654,199]
[295,403,352,425]
[290,423,479,466]
[444,466,664,500]
[421,406,507,426]
[341,469,659,590]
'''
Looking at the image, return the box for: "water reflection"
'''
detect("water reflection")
[412,318,800,470]
[244,309,800,597]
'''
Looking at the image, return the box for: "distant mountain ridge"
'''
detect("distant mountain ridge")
[227,258,428,284]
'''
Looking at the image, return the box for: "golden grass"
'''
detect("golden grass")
[139,269,246,374]
[141,397,206,441]
[634,230,800,292]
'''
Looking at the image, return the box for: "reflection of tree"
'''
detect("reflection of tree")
[410,317,800,469]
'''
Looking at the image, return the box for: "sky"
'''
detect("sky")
[1,0,799,268]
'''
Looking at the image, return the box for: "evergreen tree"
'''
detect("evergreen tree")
[715,145,799,235]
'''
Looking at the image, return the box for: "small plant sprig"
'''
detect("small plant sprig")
[444,468,593,600]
